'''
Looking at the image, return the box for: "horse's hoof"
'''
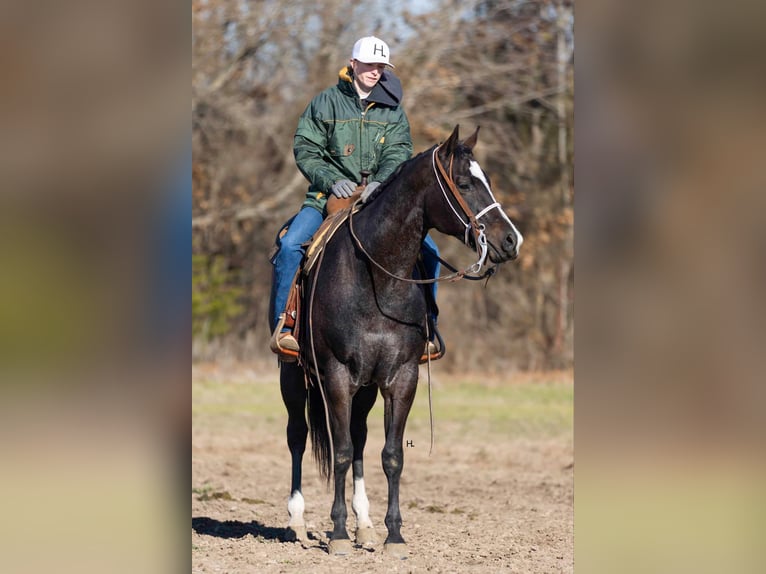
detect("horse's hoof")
[328,538,353,556]
[383,542,408,559]
[355,526,377,546]
[285,525,307,542]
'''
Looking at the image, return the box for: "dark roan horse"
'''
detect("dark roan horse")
[270,125,523,557]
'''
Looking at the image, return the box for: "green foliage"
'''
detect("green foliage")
[192,254,244,341]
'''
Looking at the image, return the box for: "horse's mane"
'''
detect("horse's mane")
[361,145,438,205]
[362,141,475,206]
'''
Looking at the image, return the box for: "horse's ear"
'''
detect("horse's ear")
[440,125,460,158]
[463,126,480,151]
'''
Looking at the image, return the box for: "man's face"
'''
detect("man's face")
[351,60,387,91]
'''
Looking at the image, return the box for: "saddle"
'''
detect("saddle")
[304,192,363,274]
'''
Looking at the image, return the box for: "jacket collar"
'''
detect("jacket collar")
[337,66,403,107]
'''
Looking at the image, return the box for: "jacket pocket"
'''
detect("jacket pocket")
[329,142,356,157]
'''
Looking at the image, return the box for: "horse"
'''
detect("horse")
[269,125,523,557]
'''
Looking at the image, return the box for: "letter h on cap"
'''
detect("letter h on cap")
[373,43,386,57]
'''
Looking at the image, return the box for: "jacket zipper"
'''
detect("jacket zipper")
[360,101,375,180]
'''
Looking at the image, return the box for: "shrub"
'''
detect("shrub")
[192,254,244,341]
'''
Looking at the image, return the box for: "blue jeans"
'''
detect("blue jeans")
[271,207,441,330]
[271,206,324,330]
[420,234,440,320]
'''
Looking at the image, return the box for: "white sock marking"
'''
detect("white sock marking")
[352,477,373,529]
[287,490,305,526]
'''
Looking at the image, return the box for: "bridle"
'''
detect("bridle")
[348,143,500,284]
[431,145,508,273]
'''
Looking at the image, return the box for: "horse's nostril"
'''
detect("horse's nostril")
[506,233,517,248]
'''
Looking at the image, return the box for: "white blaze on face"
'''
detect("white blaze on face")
[287,490,305,526]
[468,160,524,250]
[352,477,373,529]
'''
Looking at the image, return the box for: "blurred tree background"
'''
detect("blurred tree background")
[192,0,573,372]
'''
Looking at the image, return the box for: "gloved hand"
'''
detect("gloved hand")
[360,181,381,203]
[331,179,356,199]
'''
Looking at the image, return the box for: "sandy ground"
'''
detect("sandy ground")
[192,366,573,573]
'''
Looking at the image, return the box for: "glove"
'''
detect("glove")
[360,181,381,203]
[331,179,356,199]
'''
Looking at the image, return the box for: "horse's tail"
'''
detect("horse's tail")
[306,377,333,482]
[303,249,334,483]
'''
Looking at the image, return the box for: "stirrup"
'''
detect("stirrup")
[420,340,443,363]
[419,319,445,364]
[269,314,300,362]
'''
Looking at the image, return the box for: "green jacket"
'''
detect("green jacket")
[294,66,413,214]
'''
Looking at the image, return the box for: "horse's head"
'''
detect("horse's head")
[431,125,523,263]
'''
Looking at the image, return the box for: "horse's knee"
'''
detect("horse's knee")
[334,446,353,471]
[381,447,403,476]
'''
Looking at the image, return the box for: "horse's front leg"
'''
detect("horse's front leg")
[326,375,354,555]
[280,363,308,542]
[381,368,418,559]
[350,384,378,547]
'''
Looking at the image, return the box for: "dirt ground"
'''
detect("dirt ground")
[192,364,573,573]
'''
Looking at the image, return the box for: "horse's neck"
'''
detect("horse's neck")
[353,168,429,277]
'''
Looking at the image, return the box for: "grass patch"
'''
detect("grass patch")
[192,485,214,498]
[192,374,572,438]
[192,485,234,502]
[198,491,233,502]
[406,378,572,437]
[193,379,283,418]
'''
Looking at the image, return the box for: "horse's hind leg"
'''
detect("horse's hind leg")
[350,385,378,547]
[380,370,418,558]
[280,363,308,542]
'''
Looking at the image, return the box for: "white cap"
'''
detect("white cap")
[351,36,395,68]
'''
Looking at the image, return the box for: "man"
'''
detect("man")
[271,36,440,358]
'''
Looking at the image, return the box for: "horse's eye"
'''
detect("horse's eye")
[456,178,472,190]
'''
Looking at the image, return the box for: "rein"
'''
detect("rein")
[347,145,498,285]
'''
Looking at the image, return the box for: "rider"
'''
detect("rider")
[271,36,441,359]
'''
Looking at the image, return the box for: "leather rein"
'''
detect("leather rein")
[347,144,499,284]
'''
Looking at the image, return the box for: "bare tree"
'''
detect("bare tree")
[191,0,574,370]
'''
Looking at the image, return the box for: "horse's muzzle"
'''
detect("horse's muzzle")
[489,229,522,263]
